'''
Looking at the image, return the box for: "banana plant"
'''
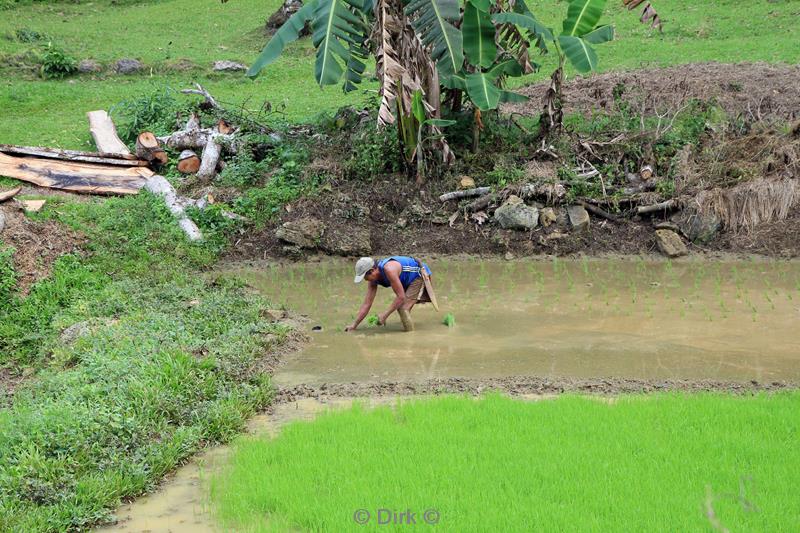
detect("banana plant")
[247,0,659,163]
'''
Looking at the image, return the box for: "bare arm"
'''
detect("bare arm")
[379,263,406,324]
[346,282,378,331]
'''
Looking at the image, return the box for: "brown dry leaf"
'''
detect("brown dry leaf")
[471,211,489,226]
[459,176,476,189]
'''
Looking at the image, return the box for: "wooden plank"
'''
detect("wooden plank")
[0,186,21,202]
[87,110,131,156]
[0,153,152,195]
[0,144,147,166]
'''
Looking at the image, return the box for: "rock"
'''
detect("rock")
[213,60,248,72]
[77,59,102,73]
[266,0,310,34]
[654,221,680,232]
[459,176,475,189]
[320,226,370,256]
[275,217,324,248]
[114,58,143,74]
[567,205,590,232]
[671,209,720,244]
[655,229,688,258]
[555,208,569,227]
[0,211,5,233]
[539,207,557,227]
[494,195,539,230]
[262,309,287,322]
[545,230,568,241]
[60,321,90,345]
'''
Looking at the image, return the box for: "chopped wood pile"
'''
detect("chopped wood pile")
[0,85,249,241]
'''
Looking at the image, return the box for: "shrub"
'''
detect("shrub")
[38,43,78,79]
[111,87,186,145]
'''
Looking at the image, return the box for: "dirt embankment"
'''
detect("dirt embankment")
[227,64,800,263]
[508,62,800,123]
[275,376,798,404]
[0,188,86,293]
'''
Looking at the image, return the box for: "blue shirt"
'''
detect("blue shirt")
[376,256,432,289]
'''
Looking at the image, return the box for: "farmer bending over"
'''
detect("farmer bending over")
[345,256,437,332]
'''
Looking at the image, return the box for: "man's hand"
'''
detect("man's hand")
[344,324,357,332]
[377,314,387,326]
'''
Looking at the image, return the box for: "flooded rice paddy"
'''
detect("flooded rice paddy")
[236,257,800,385]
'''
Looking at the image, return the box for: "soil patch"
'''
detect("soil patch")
[275,376,799,403]
[0,192,86,293]
[506,62,800,122]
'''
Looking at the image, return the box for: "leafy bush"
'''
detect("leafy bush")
[343,127,400,180]
[233,147,320,226]
[111,87,186,145]
[38,43,77,79]
[14,28,48,43]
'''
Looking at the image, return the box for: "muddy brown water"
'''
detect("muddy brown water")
[237,257,800,385]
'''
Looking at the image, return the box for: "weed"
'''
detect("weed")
[0,246,16,310]
[14,28,48,43]
[111,87,186,145]
[442,313,455,327]
[343,126,400,181]
[38,43,77,79]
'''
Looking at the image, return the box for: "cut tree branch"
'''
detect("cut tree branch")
[439,187,491,202]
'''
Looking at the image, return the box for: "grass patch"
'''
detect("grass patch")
[0,191,291,531]
[211,393,800,532]
[1,0,799,145]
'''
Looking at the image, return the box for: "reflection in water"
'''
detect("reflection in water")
[233,257,800,385]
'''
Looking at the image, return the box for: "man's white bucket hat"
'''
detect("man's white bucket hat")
[354,257,374,283]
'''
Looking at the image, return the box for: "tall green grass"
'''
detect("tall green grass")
[212,393,800,532]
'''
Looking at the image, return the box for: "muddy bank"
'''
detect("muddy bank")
[225,63,800,263]
[275,376,799,403]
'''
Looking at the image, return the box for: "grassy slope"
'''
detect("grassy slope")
[0,193,293,531]
[212,393,800,532]
[1,0,798,147]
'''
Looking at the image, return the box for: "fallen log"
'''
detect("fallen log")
[177,150,201,174]
[135,132,168,166]
[439,187,491,202]
[87,110,131,156]
[637,199,677,215]
[0,187,22,202]
[0,144,145,166]
[578,200,620,222]
[197,132,222,181]
[143,175,203,241]
[157,129,211,150]
[466,193,495,213]
[0,152,152,195]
